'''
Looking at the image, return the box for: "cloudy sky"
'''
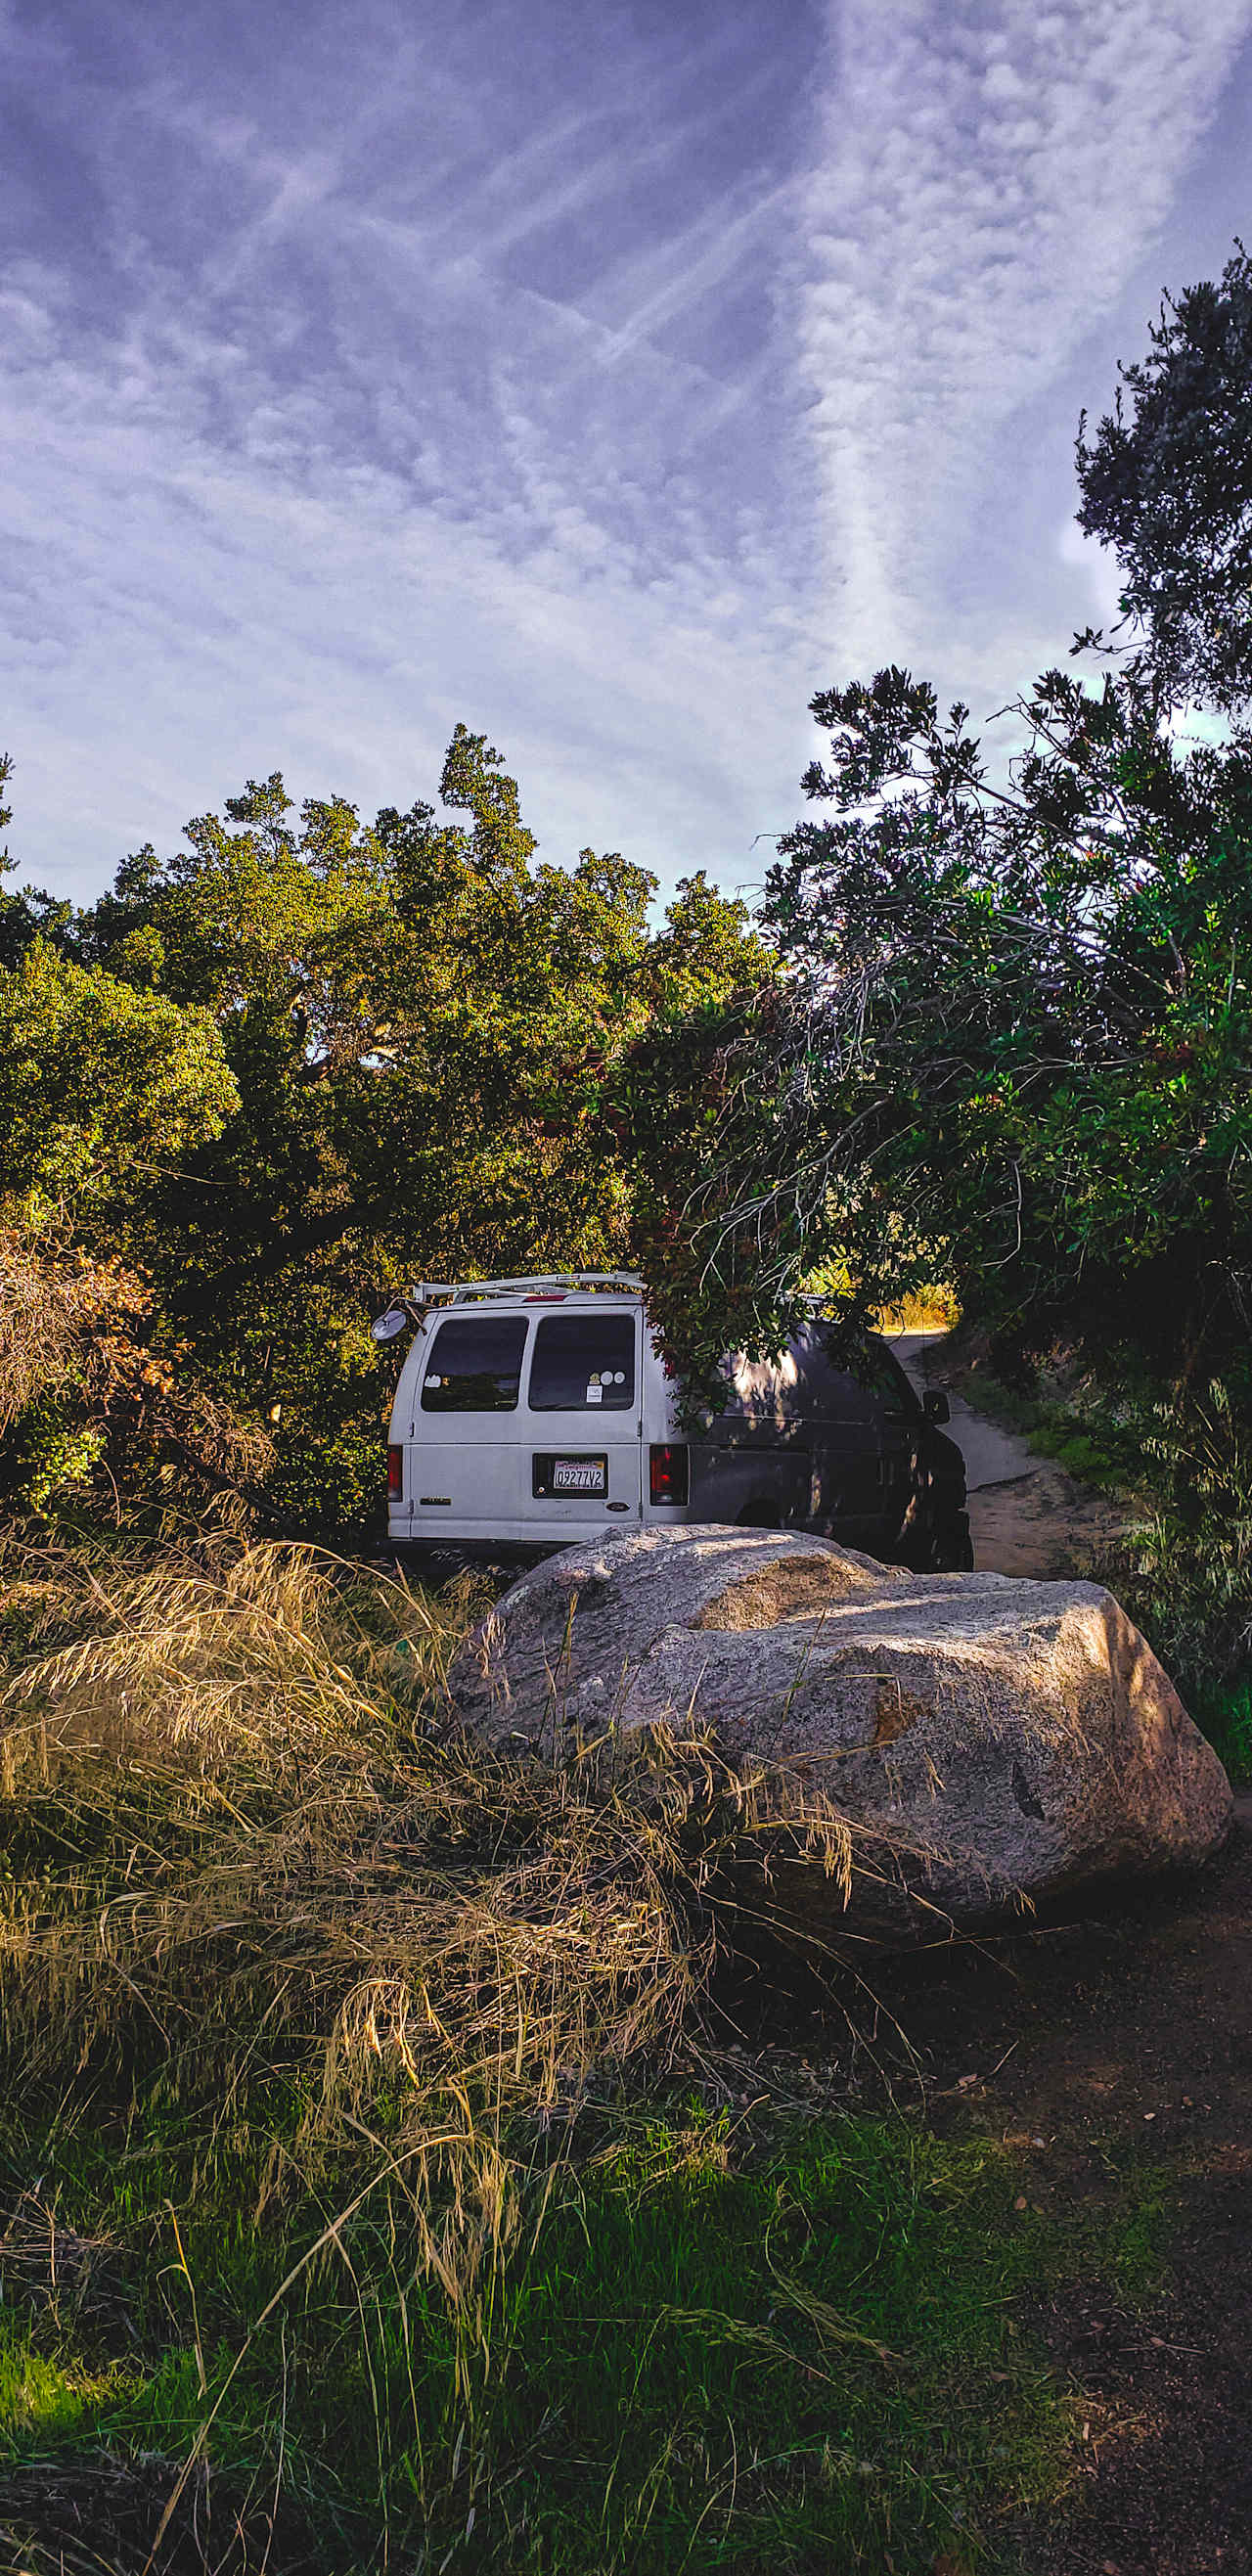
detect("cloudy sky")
[4,0,1252,912]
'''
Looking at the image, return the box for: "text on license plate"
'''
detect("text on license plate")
[553,1458,605,1493]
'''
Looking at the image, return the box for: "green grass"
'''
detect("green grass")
[0,2090,1175,2576]
[1187,1677,1252,1787]
[947,1369,1134,1498]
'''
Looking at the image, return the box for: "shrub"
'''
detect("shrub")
[1087,1378,1252,1781]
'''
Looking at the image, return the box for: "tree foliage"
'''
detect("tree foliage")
[0,752,72,965]
[644,656,1252,1396]
[0,941,238,1205]
[1076,240,1252,713]
[632,252,1252,1411]
[12,241,1252,1533]
[1,728,769,1529]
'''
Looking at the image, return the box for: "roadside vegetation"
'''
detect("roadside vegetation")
[2,248,1251,2567]
[921,1343,1252,1785]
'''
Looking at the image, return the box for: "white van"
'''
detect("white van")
[377,1273,972,1571]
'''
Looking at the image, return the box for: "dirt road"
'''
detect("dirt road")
[864,1795,1252,2576]
[878,1331,1250,2571]
[891,1329,1130,1581]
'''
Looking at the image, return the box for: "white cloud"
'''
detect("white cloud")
[797,0,1252,686]
[4,0,1252,917]
[1057,514,1126,634]
[0,3,822,902]
[0,266,821,905]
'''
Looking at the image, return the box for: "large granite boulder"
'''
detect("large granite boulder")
[453,1527,1232,1945]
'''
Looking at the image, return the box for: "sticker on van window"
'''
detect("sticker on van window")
[529,1318,634,1412]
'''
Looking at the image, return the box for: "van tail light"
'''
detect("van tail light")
[387,1444,403,1500]
[649,1442,690,1505]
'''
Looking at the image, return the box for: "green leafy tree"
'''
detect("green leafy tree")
[0,799,246,1520]
[754,664,1252,1380]
[0,940,237,1210]
[0,753,72,965]
[1076,240,1252,713]
[634,255,1252,1408]
[65,725,769,1529]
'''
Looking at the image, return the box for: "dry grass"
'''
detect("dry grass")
[0,1537,1117,2575]
[0,1529,1051,2143]
[0,2182,130,2336]
[871,1285,961,1334]
[0,1541,716,2149]
[0,1537,747,2562]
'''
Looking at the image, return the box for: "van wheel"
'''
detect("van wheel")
[948,1513,975,1572]
[736,1499,781,1529]
[901,1508,973,1573]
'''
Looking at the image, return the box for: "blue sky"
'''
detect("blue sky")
[4,0,1252,911]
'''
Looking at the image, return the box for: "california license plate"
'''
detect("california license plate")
[533,1454,607,1497]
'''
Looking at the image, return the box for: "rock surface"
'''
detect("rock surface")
[453,1527,1233,1944]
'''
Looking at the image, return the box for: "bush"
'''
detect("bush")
[1087,1378,1252,1782]
[0,1218,275,1529]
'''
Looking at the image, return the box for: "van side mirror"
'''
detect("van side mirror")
[922,1389,950,1424]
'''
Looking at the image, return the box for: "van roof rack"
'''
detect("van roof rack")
[405,1270,645,1308]
[371,1274,646,1339]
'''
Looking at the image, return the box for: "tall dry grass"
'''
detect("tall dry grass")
[0,1539,720,2145]
[0,1536,745,2550]
[0,1529,983,2143]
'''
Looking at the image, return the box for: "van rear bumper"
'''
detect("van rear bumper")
[391,1538,555,1576]
[390,1513,649,1551]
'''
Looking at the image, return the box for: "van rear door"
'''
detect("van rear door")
[523,1306,643,1528]
[408,1311,528,1524]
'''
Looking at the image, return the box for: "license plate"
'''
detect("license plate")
[533,1453,607,1497]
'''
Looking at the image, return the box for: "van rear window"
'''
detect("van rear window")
[421,1317,527,1412]
[528,1314,636,1411]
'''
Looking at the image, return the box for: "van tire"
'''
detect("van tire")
[900,1507,973,1574]
[736,1499,782,1529]
[949,1512,975,1572]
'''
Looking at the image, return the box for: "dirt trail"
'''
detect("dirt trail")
[867,1798,1252,2576]
[880,1330,1251,2572]
[890,1329,1129,1580]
